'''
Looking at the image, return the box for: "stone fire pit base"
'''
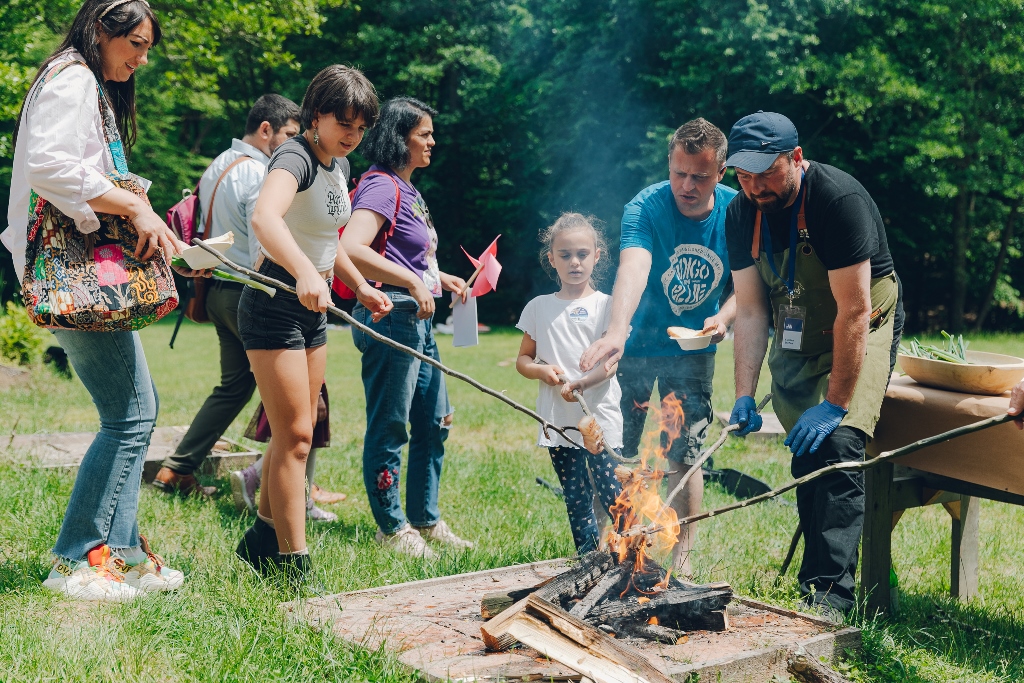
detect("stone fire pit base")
[284,559,860,682]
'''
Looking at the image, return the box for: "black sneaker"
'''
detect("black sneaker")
[236,517,278,573]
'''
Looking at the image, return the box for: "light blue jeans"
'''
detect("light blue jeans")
[352,291,451,535]
[51,329,158,562]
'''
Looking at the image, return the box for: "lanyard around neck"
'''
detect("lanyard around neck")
[759,171,806,299]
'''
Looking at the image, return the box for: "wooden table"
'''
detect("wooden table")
[861,375,1024,615]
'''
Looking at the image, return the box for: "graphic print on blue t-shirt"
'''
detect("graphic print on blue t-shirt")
[660,244,725,315]
[620,182,737,357]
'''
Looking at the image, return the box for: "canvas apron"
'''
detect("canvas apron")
[751,186,898,437]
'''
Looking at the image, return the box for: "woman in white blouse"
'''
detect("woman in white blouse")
[3,0,198,601]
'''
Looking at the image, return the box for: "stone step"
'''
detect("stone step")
[5,426,260,482]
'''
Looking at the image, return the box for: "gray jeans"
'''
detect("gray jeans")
[616,353,716,465]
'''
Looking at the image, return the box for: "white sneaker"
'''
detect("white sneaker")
[43,546,142,602]
[414,520,474,550]
[114,535,184,593]
[375,523,436,559]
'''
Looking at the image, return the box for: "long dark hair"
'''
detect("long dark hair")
[14,0,161,153]
[360,97,438,171]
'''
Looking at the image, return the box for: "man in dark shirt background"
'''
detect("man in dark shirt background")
[724,111,904,615]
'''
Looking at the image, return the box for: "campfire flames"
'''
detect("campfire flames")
[604,393,684,593]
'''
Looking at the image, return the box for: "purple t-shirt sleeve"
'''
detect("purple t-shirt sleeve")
[352,174,399,228]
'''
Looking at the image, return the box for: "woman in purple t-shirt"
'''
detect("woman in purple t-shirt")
[342,97,473,558]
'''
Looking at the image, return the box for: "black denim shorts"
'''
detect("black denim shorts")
[238,260,328,351]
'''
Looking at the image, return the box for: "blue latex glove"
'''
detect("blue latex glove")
[729,396,762,437]
[785,400,848,457]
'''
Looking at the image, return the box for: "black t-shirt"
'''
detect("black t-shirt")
[725,162,894,278]
[267,135,350,192]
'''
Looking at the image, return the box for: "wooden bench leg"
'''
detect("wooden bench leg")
[948,494,980,601]
[861,461,894,615]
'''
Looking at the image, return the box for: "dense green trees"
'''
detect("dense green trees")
[2,0,1022,329]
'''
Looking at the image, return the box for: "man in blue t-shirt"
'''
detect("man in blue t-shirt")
[581,118,736,576]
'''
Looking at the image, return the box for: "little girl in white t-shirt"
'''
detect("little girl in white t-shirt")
[516,213,624,554]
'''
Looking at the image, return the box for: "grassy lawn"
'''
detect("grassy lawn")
[1,321,1023,681]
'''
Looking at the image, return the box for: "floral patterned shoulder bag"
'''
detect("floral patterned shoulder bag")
[21,60,178,332]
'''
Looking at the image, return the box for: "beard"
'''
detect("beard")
[745,172,799,213]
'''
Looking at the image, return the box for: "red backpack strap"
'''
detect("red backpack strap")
[351,170,402,256]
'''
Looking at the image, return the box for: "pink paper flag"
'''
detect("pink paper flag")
[461,235,502,297]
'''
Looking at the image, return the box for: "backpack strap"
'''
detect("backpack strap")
[354,170,402,253]
[201,155,257,240]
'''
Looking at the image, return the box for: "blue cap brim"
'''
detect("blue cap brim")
[725,150,780,174]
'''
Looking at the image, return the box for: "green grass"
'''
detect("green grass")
[1,321,1023,681]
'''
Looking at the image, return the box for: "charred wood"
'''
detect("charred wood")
[616,622,688,645]
[534,550,615,608]
[586,586,733,630]
[567,564,629,620]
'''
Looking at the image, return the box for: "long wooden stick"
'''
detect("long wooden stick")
[662,392,772,510]
[537,358,639,465]
[191,239,584,449]
[640,412,1016,535]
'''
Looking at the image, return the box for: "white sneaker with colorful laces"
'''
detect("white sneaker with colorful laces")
[43,545,142,602]
[115,536,184,593]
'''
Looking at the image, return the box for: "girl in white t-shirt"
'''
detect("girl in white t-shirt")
[516,213,624,554]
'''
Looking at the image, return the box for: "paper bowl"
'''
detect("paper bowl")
[897,350,1024,395]
[667,326,713,351]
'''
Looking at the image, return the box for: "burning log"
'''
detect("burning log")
[586,586,733,630]
[567,564,629,620]
[534,550,616,608]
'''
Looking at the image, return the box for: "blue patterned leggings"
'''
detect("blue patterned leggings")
[548,446,623,553]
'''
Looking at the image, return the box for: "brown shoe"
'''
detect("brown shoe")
[310,483,346,505]
[152,467,217,497]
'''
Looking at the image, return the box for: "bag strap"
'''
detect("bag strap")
[202,155,256,240]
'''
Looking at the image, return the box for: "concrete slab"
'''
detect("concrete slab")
[284,559,859,682]
[4,426,260,482]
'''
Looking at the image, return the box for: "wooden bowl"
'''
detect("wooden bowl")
[667,326,713,351]
[897,350,1024,395]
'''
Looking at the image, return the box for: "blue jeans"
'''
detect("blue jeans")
[548,446,623,553]
[352,292,451,534]
[50,330,158,562]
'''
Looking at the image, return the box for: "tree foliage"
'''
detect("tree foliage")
[2,0,1022,330]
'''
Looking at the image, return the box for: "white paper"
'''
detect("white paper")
[179,232,235,270]
[452,293,479,347]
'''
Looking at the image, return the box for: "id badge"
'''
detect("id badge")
[779,305,806,351]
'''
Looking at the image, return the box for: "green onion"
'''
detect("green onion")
[171,256,276,297]
[900,330,970,364]
[212,270,276,297]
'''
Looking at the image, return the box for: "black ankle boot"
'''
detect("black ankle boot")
[236,517,278,573]
[273,552,322,593]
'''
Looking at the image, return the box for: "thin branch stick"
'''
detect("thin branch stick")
[191,239,584,449]
[449,261,485,309]
[641,412,1016,535]
[537,358,639,465]
[663,393,772,509]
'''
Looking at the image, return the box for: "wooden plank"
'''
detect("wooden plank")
[481,575,556,618]
[483,594,675,683]
[950,494,980,601]
[861,460,894,615]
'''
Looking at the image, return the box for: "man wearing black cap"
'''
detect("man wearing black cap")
[723,111,904,614]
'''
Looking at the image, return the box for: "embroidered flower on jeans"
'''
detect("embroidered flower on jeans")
[377,467,396,490]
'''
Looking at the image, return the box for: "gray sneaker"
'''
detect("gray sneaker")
[375,523,436,559]
[413,520,474,550]
[230,467,259,513]
[306,498,338,522]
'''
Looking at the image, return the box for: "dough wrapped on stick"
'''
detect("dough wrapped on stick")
[578,415,605,454]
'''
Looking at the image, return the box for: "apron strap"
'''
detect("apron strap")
[749,178,811,261]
